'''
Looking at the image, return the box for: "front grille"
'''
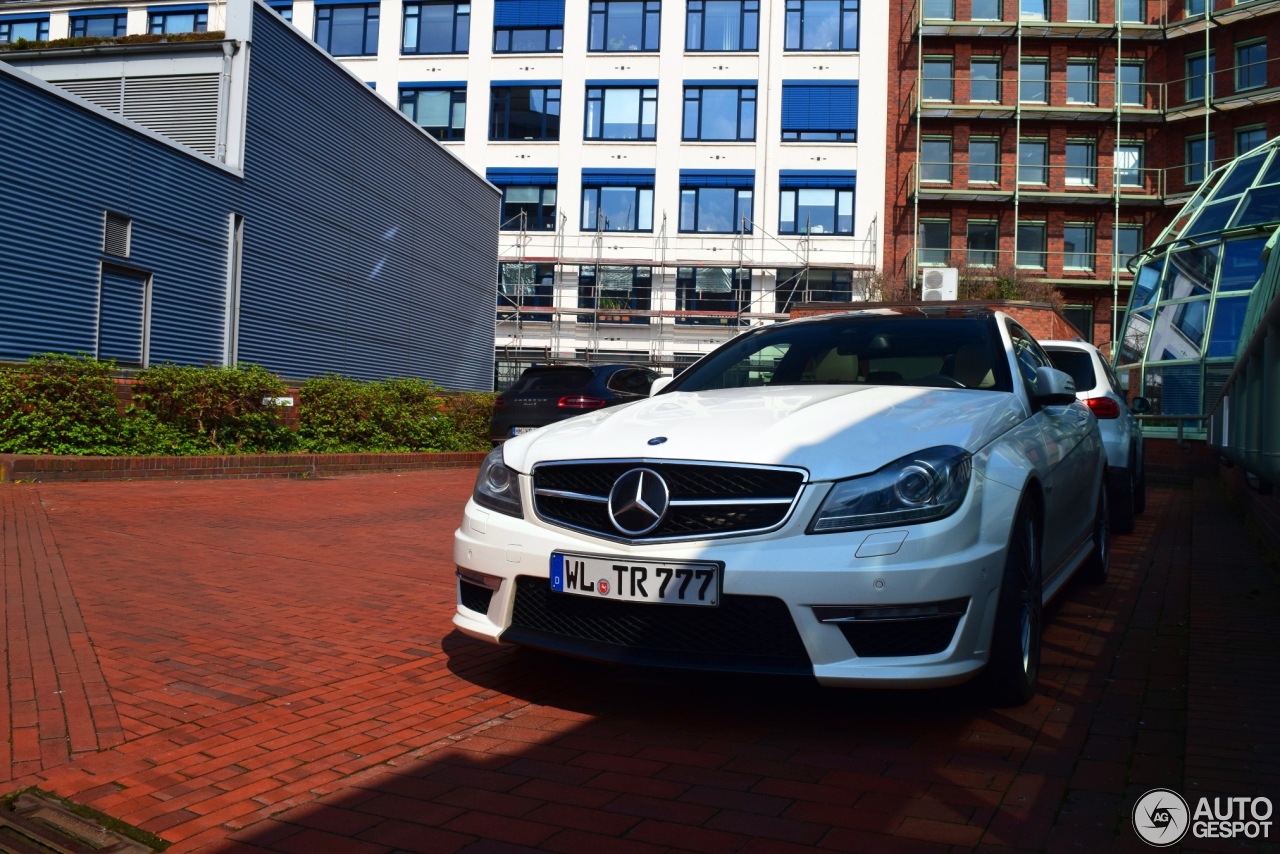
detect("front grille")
[504,576,812,675]
[533,460,805,542]
[458,580,494,615]
[835,616,962,658]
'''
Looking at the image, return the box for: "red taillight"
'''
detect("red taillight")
[558,395,607,410]
[1085,397,1121,419]
[494,396,506,408]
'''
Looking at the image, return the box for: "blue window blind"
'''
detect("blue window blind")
[68,7,126,16]
[493,0,565,27]
[781,81,859,131]
[487,168,558,185]
[0,12,51,22]
[679,169,755,188]
[401,80,467,89]
[146,3,206,11]
[779,170,857,189]
[582,168,655,187]
[98,267,147,367]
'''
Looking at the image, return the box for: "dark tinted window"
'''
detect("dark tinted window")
[606,369,656,395]
[509,368,595,393]
[1046,349,1098,391]
[669,315,1011,392]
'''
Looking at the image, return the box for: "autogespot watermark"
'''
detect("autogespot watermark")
[1133,789,1273,846]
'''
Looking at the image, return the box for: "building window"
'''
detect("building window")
[1016,222,1046,268]
[1066,141,1096,186]
[490,85,560,140]
[69,13,126,37]
[675,268,749,325]
[316,4,378,55]
[1117,0,1143,22]
[1063,224,1095,270]
[581,171,655,231]
[1020,0,1047,20]
[1115,224,1142,270]
[499,262,554,321]
[1185,52,1214,103]
[1019,59,1048,103]
[589,0,660,52]
[493,0,563,52]
[1063,305,1095,341]
[403,2,469,54]
[923,0,953,19]
[1115,142,1143,186]
[683,86,756,141]
[686,0,757,51]
[775,268,853,312]
[1067,61,1097,104]
[148,6,208,34]
[918,219,950,266]
[1235,41,1266,92]
[680,172,754,233]
[784,0,858,51]
[585,85,657,140]
[922,57,953,102]
[0,16,49,42]
[1066,0,1096,22]
[578,266,652,324]
[1185,135,1215,184]
[1018,139,1048,184]
[970,58,1001,102]
[967,220,998,266]
[488,169,559,230]
[1236,125,1267,155]
[969,138,999,183]
[780,81,857,141]
[971,0,1000,19]
[267,1,293,21]
[400,86,467,140]
[1118,60,1144,106]
[921,138,952,183]
[778,173,854,234]
[1184,0,1204,16]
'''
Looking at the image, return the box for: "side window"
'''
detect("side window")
[1007,324,1050,396]
[607,370,641,395]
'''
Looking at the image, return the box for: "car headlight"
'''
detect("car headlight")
[473,446,524,518]
[808,446,972,534]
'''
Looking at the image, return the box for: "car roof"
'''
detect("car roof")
[1039,339,1098,352]
[519,363,647,375]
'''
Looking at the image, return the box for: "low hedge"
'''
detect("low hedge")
[0,355,493,456]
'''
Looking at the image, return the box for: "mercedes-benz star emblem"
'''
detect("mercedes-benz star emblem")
[607,468,670,536]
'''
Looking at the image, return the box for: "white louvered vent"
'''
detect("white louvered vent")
[103,212,132,257]
[52,74,221,158]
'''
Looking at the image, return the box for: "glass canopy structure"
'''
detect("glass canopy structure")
[1117,137,1280,428]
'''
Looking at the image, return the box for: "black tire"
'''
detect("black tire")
[1080,480,1111,584]
[1111,468,1136,535]
[984,505,1043,706]
[1134,458,1147,515]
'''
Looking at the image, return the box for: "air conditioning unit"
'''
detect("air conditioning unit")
[921,267,959,301]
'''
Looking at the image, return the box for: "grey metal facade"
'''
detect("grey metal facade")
[0,2,499,390]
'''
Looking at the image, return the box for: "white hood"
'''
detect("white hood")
[502,385,1028,481]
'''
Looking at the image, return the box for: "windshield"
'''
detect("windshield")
[668,314,1013,393]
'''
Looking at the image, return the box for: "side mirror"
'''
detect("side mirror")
[1032,366,1078,406]
[1130,396,1152,414]
[649,376,674,397]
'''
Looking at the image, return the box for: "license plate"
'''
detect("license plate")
[511,426,535,436]
[550,552,720,606]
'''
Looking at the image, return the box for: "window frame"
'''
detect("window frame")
[680,185,754,234]
[578,265,654,324]
[968,137,1000,184]
[1118,59,1145,106]
[920,137,953,184]
[1015,221,1047,269]
[682,85,757,142]
[402,1,470,55]
[1235,125,1267,156]
[1018,138,1048,185]
[148,7,208,34]
[1185,50,1214,103]
[0,16,49,42]
[1065,140,1097,187]
[1114,223,1142,271]
[778,186,853,235]
[585,85,659,140]
[966,220,999,267]
[489,84,561,141]
[69,13,126,37]
[780,82,858,142]
[970,57,1001,103]
[922,56,954,102]
[493,25,563,52]
[581,184,656,232]
[1019,57,1049,104]
[784,0,859,52]
[674,267,751,326]
[918,218,951,266]
[315,3,379,56]
[685,0,758,51]
[399,86,468,141]
[1234,40,1267,92]
[588,0,661,52]
[1066,60,1098,105]
[1115,141,1144,187]
[498,184,558,231]
[1066,0,1097,22]
[1062,223,1096,271]
[1185,134,1215,185]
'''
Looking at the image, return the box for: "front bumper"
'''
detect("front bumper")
[452,473,1021,688]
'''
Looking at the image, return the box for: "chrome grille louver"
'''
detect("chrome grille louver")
[532,460,807,542]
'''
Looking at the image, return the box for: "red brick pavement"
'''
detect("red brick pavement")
[0,471,1273,852]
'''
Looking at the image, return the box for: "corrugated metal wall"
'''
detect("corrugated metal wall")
[237,7,499,390]
[0,70,239,366]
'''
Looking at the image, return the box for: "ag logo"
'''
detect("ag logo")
[1133,788,1190,846]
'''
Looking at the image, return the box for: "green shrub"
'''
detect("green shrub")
[442,392,497,451]
[0,354,126,455]
[296,375,445,452]
[130,363,294,453]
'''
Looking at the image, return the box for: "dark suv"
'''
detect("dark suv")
[490,364,662,443]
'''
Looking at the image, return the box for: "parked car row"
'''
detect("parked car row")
[466,311,1147,705]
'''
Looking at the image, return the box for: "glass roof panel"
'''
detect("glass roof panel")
[1150,299,1208,361]
[1217,237,1269,292]
[1185,199,1240,237]
[1207,295,1251,358]
[1256,151,1280,187]
[1160,244,1218,301]
[1131,259,1163,307]
[1232,185,1280,228]
[1213,151,1272,200]
[1118,308,1152,366]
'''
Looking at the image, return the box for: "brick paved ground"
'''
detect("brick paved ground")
[0,472,1275,852]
